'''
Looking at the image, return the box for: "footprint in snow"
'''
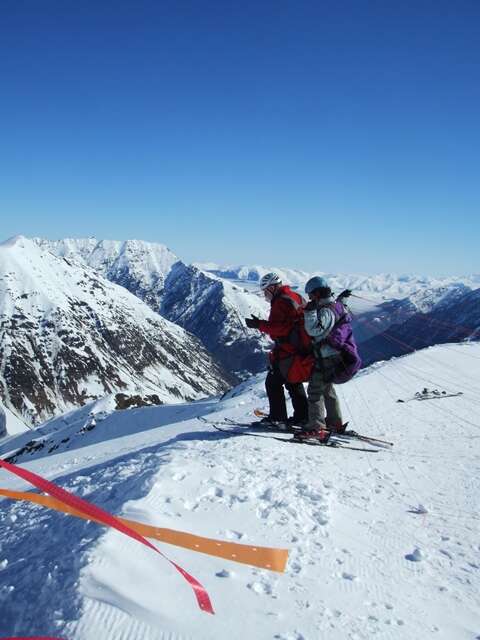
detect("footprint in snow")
[341,571,357,581]
[258,487,273,501]
[182,500,199,511]
[222,529,244,540]
[216,569,234,578]
[405,547,424,562]
[313,510,329,526]
[248,580,273,595]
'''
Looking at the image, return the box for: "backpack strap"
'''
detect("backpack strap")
[278,293,303,310]
[327,301,350,329]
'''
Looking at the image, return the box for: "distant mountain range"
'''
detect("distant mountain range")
[0,235,478,427]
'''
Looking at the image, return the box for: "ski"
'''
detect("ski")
[416,392,463,401]
[207,422,379,452]
[342,430,394,447]
[288,438,379,452]
[199,415,261,429]
[223,417,299,433]
[253,411,392,446]
[209,422,290,442]
[198,416,298,433]
[397,391,463,403]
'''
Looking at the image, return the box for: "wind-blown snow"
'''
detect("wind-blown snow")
[1,343,479,639]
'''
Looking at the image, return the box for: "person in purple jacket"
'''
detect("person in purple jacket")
[296,276,361,442]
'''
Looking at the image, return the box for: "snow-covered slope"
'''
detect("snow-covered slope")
[0,236,232,426]
[0,401,30,438]
[1,343,479,639]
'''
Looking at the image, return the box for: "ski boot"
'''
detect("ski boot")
[326,419,349,435]
[294,428,331,444]
[256,416,289,431]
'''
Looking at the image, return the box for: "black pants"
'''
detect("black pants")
[265,363,308,422]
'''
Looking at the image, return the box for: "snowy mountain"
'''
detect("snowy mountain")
[351,282,475,343]
[35,238,272,376]
[0,342,479,639]
[195,263,311,288]
[34,237,180,309]
[359,286,480,366]
[161,262,270,375]
[0,236,232,426]
[200,263,480,300]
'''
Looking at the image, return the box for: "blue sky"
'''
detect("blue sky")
[1,1,479,275]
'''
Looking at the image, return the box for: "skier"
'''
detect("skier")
[296,276,360,442]
[244,272,309,428]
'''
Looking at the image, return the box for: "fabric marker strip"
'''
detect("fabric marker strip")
[0,488,288,572]
[0,459,214,614]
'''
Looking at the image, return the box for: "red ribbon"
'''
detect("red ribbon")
[0,459,214,614]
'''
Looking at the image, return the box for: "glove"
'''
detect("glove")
[304,300,317,312]
[245,315,261,329]
[338,289,352,299]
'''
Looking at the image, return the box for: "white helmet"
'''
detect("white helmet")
[259,272,282,290]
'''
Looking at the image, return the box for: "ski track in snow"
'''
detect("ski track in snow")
[1,344,480,639]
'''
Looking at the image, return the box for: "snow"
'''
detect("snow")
[0,402,30,438]
[1,343,479,639]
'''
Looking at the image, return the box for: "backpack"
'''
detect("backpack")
[273,291,315,384]
[285,317,315,383]
[322,300,362,384]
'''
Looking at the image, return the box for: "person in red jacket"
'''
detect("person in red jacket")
[245,272,309,428]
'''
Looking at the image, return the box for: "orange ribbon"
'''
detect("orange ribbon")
[0,488,288,572]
